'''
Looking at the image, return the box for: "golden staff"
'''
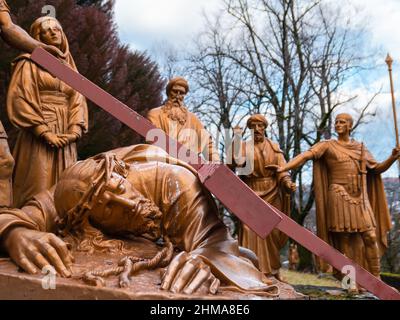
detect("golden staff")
[385,54,400,178]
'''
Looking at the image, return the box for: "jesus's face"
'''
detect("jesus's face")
[88,172,162,239]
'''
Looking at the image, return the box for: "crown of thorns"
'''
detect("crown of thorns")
[58,153,129,234]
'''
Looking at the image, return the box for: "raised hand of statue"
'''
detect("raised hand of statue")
[392,147,400,159]
[3,227,73,278]
[161,252,220,295]
[42,132,68,148]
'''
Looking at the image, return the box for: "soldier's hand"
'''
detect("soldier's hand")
[3,227,74,278]
[392,147,400,159]
[161,252,220,295]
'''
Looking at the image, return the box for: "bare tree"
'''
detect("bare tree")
[185,14,252,162]
[184,0,378,269]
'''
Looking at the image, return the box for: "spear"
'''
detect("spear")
[385,53,400,180]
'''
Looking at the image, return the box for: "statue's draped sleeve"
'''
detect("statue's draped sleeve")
[160,169,274,291]
[7,57,48,136]
[0,189,58,245]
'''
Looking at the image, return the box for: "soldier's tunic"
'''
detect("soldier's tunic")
[311,140,376,233]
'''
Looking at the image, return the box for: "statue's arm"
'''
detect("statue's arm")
[0,12,62,55]
[276,150,314,173]
[0,190,72,276]
[372,147,400,174]
[63,92,88,143]
[0,11,41,53]
[0,189,59,243]
[0,206,46,241]
[162,170,272,293]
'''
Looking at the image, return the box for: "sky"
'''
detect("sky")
[115,0,222,52]
[114,0,400,177]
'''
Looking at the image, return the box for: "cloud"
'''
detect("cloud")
[334,0,400,57]
[114,0,222,51]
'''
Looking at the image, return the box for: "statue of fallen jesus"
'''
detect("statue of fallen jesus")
[0,144,279,297]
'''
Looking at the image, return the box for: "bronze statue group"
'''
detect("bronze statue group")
[0,1,399,297]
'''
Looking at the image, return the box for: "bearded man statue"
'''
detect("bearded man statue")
[147,77,220,162]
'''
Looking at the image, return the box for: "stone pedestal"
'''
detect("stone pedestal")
[0,237,304,300]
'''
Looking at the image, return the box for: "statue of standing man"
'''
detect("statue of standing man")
[271,113,400,279]
[0,0,62,207]
[147,77,220,162]
[232,114,296,281]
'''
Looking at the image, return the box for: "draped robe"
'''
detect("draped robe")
[237,139,291,274]
[7,55,88,208]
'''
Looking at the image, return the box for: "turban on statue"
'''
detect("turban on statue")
[166,77,189,96]
[246,114,269,128]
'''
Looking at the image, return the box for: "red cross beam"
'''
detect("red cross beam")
[32,48,400,300]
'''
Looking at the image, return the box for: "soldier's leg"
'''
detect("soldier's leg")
[331,232,352,281]
[0,139,14,207]
[333,232,352,258]
[361,229,380,277]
